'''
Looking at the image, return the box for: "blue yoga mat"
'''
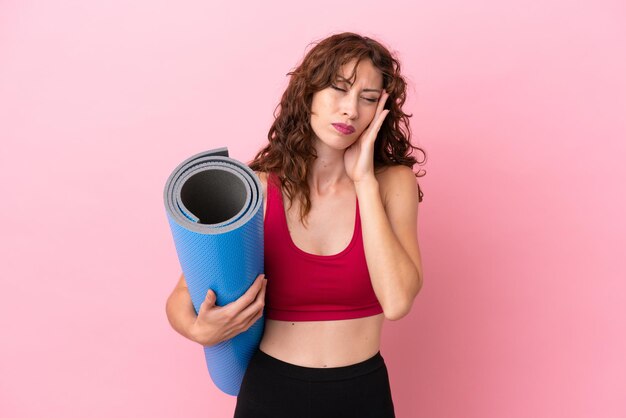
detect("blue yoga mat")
[163,147,264,396]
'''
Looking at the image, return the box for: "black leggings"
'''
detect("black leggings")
[234,349,396,418]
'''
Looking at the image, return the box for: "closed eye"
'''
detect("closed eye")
[332,85,379,103]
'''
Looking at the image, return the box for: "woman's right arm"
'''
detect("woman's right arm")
[165,272,267,346]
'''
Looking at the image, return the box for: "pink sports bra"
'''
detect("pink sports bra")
[263,172,384,321]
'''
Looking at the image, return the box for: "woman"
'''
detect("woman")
[166,32,425,417]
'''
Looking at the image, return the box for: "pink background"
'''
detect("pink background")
[1,1,625,417]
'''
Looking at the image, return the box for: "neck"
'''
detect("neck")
[308,138,350,195]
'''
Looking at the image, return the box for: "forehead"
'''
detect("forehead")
[337,59,383,86]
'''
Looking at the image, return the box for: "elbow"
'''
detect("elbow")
[382,274,423,321]
[165,294,175,327]
[383,300,414,321]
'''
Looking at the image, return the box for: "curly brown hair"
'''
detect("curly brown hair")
[249,32,427,222]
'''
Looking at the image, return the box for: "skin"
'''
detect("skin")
[165,58,423,368]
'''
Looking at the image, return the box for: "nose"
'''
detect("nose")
[341,93,359,120]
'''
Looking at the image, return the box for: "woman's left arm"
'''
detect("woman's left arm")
[354,166,423,321]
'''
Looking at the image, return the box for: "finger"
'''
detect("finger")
[241,306,264,333]
[375,91,390,116]
[363,93,389,136]
[223,274,265,314]
[237,277,266,324]
[374,109,390,131]
[198,289,217,315]
[223,307,262,341]
[239,284,266,332]
[364,109,390,146]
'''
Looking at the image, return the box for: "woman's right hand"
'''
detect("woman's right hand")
[188,274,267,346]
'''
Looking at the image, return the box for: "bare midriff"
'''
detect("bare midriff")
[259,313,384,368]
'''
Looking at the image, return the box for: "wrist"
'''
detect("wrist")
[354,176,379,195]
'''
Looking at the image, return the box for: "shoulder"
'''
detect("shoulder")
[375,165,419,208]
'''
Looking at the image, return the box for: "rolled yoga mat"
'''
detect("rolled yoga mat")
[163,147,264,396]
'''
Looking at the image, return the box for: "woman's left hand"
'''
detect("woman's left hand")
[344,90,390,183]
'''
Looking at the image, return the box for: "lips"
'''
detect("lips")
[332,123,355,135]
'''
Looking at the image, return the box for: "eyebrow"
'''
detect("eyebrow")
[335,77,382,93]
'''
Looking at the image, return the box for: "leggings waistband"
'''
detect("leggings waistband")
[251,349,386,382]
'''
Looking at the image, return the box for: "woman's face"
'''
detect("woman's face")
[310,58,384,151]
